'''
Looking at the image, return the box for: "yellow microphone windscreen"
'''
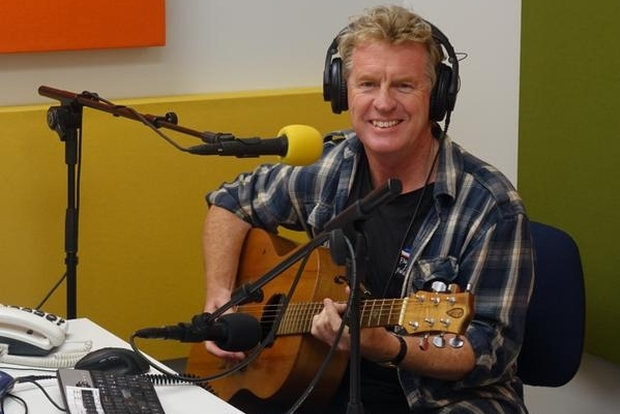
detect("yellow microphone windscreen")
[277,125,323,166]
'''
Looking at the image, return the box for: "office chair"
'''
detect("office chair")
[517,221,586,387]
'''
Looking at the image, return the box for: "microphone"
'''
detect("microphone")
[187,124,324,166]
[134,313,262,352]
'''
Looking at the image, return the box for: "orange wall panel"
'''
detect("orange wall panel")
[0,0,165,53]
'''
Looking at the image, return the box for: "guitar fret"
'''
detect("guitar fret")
[289,302,302,334]
[278,302,322,335]
[299,303,312,333]
[360,298,401,327]
[377,299,387,326]
[274,305,284,334]
[279,303,292,334]
[288,303,298,334]
[361,300,370,327]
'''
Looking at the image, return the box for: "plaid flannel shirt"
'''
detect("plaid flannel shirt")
[207,130,534,413]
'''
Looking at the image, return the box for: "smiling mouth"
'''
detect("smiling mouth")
[371,120,401,128]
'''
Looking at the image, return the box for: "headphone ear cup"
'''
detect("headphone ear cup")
[328,57,348,114]
[429,63,452,122]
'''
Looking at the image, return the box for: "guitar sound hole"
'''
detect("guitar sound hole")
[259,293,286,347]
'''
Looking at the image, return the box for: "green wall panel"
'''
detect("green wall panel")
[519,1,620,363]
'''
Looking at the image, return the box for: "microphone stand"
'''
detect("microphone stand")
[345,231,366,414]
[37,85,235,319]
[323,178,402,414]
[46,103,83,319]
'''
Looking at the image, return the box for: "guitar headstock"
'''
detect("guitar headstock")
[399,289,474,336]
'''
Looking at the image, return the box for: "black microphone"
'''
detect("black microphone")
[134,313,262,352]
[187,124,323,166]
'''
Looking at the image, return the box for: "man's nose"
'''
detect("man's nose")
[374,85,397,111]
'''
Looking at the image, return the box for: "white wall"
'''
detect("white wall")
[407,0,521,185]
[0,0,520,184]
[524,353,620,414]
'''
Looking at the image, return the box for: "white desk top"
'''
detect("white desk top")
[1,318,244,414]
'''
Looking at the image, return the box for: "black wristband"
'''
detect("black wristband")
[387,334,408,367]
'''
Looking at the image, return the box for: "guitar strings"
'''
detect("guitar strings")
[235,299,407,318]
[232,293,465,335]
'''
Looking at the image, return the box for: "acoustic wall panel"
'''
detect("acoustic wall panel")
[0,0,165,53]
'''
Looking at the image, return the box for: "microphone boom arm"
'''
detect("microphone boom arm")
[38,85,226,146]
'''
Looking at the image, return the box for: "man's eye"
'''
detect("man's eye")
[359,81,376,89]
[397,84,415,92]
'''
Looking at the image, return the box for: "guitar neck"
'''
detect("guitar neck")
[276,298,406,335]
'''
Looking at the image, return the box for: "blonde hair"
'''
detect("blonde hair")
[338,5,445,87]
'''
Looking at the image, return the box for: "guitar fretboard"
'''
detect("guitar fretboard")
[275,298,408,335]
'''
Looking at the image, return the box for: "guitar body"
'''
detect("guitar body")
[187,229,348,406]
[187,229,474,407]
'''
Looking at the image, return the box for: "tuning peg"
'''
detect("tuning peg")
[449,335,465,348]
[432,334,446,348]
[408,320,420,331]
[431,281,448,292]
[418,334,430,351]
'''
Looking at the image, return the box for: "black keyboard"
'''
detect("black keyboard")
[57,368,165,414]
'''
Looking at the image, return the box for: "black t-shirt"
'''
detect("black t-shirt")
[330,153,434,414]
[343,153,435,298]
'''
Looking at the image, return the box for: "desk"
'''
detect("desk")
[1,318,244,413]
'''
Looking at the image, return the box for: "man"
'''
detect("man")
[202,5,533,413]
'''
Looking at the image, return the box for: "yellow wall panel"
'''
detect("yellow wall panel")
[0,88,348,359]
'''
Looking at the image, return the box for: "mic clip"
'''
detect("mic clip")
[190,312,213,331]
[200,131,235,144]
[147,112,179,128]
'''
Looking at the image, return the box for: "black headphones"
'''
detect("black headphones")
[322,20,459,121]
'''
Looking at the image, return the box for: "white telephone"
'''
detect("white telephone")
[0,303,68,356]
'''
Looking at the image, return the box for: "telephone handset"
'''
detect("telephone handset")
[0,304,68,356]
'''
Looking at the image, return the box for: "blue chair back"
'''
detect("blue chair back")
[517,221,586,386]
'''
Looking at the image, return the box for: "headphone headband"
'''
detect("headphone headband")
[323,19,459,121]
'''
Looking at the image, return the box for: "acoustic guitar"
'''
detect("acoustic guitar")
[187,229,473,406]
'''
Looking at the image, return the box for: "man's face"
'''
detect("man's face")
[347,40,433,160]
